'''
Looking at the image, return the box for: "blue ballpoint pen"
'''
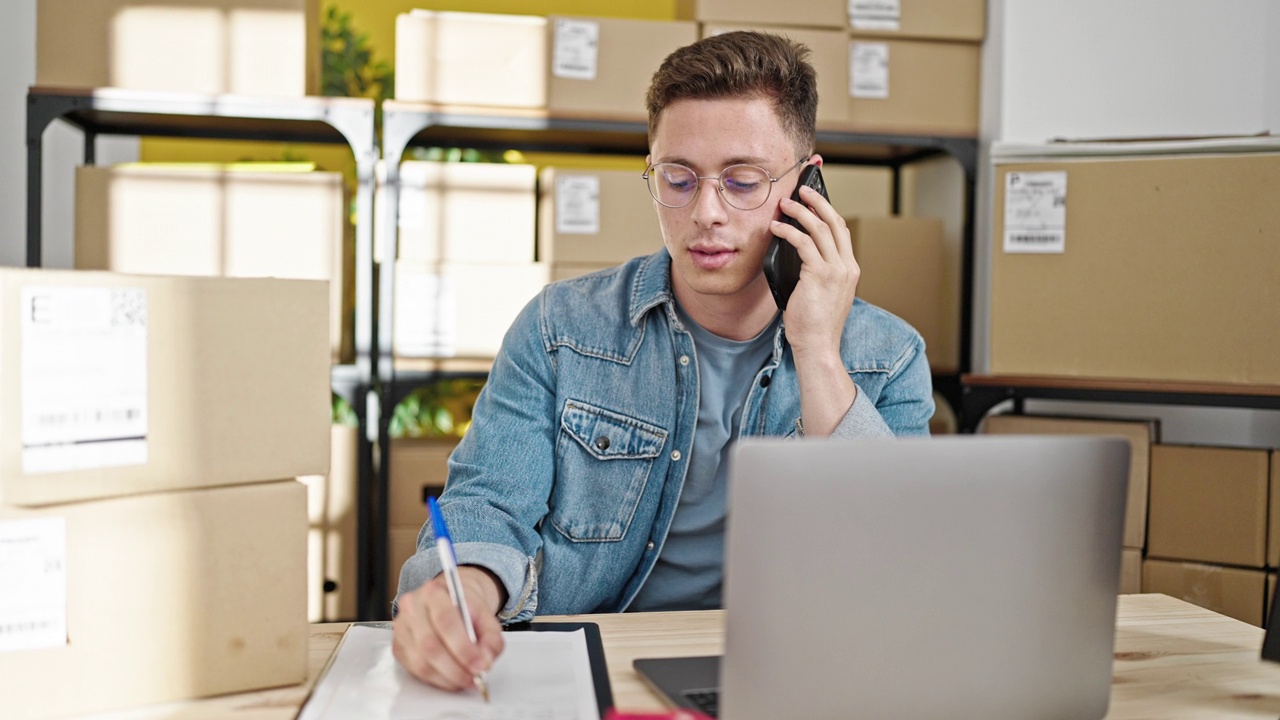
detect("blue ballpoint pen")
[427,496,491,702]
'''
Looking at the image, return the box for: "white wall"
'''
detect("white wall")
[973,0,1280,444]
[2,0,138,269]
[1000,0,1273,143]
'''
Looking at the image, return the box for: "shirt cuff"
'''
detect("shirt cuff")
[394,540,538,623]
[830,383,895,439]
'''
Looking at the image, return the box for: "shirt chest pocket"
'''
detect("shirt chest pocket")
[551,401,668,542]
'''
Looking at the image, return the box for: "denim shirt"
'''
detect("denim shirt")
[396,248,934,622]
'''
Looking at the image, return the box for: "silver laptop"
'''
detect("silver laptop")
[635,435,1129,720]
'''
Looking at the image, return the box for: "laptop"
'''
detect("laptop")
[634,435,1130,720]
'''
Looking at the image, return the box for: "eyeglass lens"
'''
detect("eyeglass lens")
[647,164,774,210]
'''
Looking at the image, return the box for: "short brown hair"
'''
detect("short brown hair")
[645,31,818,159]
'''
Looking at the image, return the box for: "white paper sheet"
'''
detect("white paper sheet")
[300,625,600,720]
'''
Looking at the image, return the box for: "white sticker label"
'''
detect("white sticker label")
[850,43,890,99]
[22,287,148,474]
[0,518,67,652]
[553,19,600,81]
[1003,171,1068,253]
[849,0,901,30]
[556,175,601,235]
[397,273,458,357]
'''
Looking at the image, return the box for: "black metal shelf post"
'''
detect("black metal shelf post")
[25,86,381,618]
[370,102,980,617]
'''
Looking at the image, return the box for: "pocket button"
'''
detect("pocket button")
[595,435,611,451]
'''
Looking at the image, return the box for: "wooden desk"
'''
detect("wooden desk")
[80,594,1280,718]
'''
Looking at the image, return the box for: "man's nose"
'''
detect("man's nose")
[689,176,729,226]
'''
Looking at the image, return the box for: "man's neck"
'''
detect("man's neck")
[672,279,780,341]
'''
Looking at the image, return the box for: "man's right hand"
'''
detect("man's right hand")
[392,565,507,691]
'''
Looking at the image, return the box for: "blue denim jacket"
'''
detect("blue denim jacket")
[396,249,933,622]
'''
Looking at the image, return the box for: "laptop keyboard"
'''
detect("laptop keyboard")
[682,689,720,717]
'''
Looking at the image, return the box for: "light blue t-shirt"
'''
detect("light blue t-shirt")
[628,305,780,612]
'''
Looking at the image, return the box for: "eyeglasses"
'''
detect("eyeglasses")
[643,158,807,211]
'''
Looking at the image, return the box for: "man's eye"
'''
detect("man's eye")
[725,179,761,193]
[666,179,694,192]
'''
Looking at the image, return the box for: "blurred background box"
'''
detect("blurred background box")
[847,216,946,372]
[982,414,1157,550]
[0,480,307,718]
[700,23,849,127]
[74,163,352,363]
[537,167,658,267]
[1143,559,1267,627]
[393,261,549,359]
[678,0,846,31]
[386,436,458,604]
[548,17,697,119]
[298,424,359,622]
[821,164,894,217]
[395,10,546,107]
[376,161,537,265]
[1121,548,1142,594]
[0,271,330,507]
[37,0,313,96]
[1147,444,1270,569]
[847,38,980,136]
[990,149,1280,384]
[848,0,986,42]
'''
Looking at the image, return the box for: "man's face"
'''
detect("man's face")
[648,96,804,310]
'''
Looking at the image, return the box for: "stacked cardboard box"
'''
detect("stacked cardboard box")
[37,0,318,96]
[982,414,1159,595]
[0,269,329,718]
[379,161,549,360]
[1144,445,1272,626]
[298,425,360,622]
[386,438,459,605]
[396,11,696,119]
[74,164,353,363]
[990,148,1280,385]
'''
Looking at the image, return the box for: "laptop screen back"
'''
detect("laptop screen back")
[717,435,1129,720]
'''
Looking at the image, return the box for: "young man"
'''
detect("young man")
[392,31,934,691]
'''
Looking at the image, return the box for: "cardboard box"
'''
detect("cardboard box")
[1269,573,1277,626]
[376,161,537,265]
[1121,548,1142,594]
[0,481,307,718]
[388,437,457,527]
[37,0,309,96]
[0,270,330,507]
[538,167,660,266]
[848,217,946,372]
[548,17,697,119]
[700,23,849,127]
[990,151,1280,384]
[75,164,352,363]
[389,525,423,603]
[898,155,965,374]
[395,11,547,107]
[394,261,549,359]
[678,0,846,30]
[1148,444,1270,569]
[299,425,360,622]
[981,414,1157,550]
[822,164,894,218]
[847,38,980,136]
[847,0,986,42]
[1271,450,1280,567]
[1143,559,1266,627]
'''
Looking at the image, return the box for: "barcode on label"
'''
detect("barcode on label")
[0,619,58,636]
[111,289,146,327]
[1009,234,1061,245]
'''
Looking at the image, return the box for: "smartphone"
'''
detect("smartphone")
[763,164,829,310]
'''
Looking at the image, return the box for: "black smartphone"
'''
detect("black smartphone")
[763,164,829,310]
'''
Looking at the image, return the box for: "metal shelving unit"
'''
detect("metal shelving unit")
[25,85,381,616]
[959,374,1280,433]
[370,100,981,617]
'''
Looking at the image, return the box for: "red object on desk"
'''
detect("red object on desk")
[605,710,714,720]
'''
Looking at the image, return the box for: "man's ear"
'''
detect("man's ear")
[810,153,824,167]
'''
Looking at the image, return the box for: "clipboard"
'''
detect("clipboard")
[510,621,614,717]
[297,620,614,719]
